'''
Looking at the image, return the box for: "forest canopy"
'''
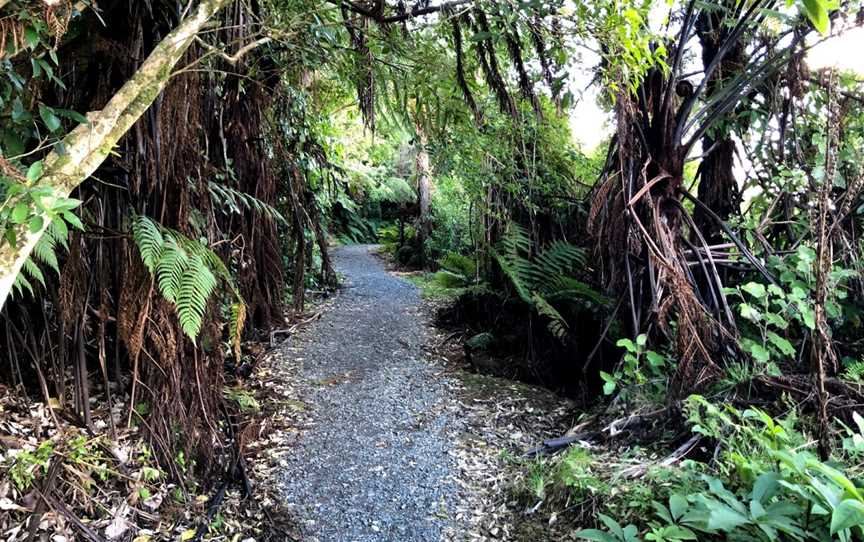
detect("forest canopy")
[3,0,864,540]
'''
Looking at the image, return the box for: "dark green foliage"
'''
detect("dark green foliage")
[394,244,415,266]
[494,224,602,340]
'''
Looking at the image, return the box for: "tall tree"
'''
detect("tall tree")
[0,0,232,308]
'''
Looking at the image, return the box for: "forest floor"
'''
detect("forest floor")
[267,244,577,541]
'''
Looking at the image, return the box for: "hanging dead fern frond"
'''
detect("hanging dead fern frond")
[494,6,541,116]
[529,14,561,113]
[451,14,481,123]
[469,9,516,118]
[341,4,376,131]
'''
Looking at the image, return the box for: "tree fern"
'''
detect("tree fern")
[132,215,246,350]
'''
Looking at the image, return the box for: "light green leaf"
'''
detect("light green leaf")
[749,343,771,363]
[28,215,44,233]
[831,499,864,534]
[741,282,767,299]
[797,302,816,330]
[739,303,760,321]
[11,203,29,224]
[766,331,796,357]
[26,161,43,183]
[575,530,617,542]
[707,505,749,531]
[24,27,40,49]
[669,494,688,520]
[800,0,830,34]
[645,351,665,368]
[616,338,638,353]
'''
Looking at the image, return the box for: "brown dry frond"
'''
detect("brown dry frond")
[0,15,27,60]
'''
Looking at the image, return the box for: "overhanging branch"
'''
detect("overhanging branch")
[329,0,475,24]
[381,0,474,23]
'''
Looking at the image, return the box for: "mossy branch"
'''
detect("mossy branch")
[0,0,231,309]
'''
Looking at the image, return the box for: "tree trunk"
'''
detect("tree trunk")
[693,4,744,242]
[288,167,308,314]
[414,122,432,267]
[0,0,231,309]
[306,190,337,288]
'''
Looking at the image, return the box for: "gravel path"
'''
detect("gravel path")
[278,244,458,542]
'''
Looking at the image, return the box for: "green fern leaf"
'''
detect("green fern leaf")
[532,293,569,340]
[132,215,165,272]
[32,234,59,276]
[22,258,45,287]
[12,272,34,297]
[208,182,287,225]
[176,255,217,338]
[130,214,246,342]
[155,239,187,304]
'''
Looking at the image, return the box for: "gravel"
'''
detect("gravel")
[277,244,459,542]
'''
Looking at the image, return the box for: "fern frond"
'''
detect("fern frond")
[466,332,495,351]
[539,276,606,305]
[132,215,165,272]
[155,238,187,304]
[433,269,471,289]
[532,293,568,340]
[131,214,246,342]
[439,252,476,279]
[209,182,287,225]
[12,272,33,297]
[535,241,586,275]
[493,250,533,304]
[32,234,59,276]
[176,254,217,338]
[22,258,45,288]
[230,302,247,361]
[47,220,69,251]
[500,223,532,256]
[494,223,601,342]
[843,360,864,382]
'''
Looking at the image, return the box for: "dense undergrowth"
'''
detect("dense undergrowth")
[2,0,864,539]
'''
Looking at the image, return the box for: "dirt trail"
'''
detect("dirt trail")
[274,244,575,542]
[278,244,459,541]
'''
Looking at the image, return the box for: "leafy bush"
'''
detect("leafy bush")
[439,251,476,278]
[394,245,416,266]
[577,397,864,542]
[600,334,668,400]
[729,245,857,376]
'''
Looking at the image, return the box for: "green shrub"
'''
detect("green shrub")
[577,397,864,542]
[439,251,476,278]
[394,245,415,266]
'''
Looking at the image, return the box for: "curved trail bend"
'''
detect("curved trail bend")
[278,244,459,542]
